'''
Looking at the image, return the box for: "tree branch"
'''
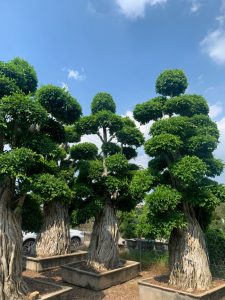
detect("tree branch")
[108,134,116,143]
[97,132,104,143]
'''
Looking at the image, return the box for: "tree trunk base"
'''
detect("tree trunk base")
[169,208,212,292]
[0,184,28,300]
[87,201,120,271]
[35,201,70,257]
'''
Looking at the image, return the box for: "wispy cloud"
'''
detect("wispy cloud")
[114,0,167,19]
[68,69,86,81]
[190,0,201,13]
[209,103,223,119]
[201,0,225,65]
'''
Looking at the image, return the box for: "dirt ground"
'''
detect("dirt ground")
[23,265,167,300]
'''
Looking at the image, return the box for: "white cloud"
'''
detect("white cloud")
[209,103,223,119]
[215,117,225,168]
[201,0,225,64]
[61,82,69,91]
[190,0,201,13]
[201,29,225,65]
[124,110,153,139]
[115,0,167,19]
[68,69,86,81]
[131,152,149,168]
[80,134,102,148]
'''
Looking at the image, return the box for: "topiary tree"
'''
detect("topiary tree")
[69,92,152,270]
[0,58,81,299]
[33,85,82,257]
[0,60,49,298]
[133,69,225,291]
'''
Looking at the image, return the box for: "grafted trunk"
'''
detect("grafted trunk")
[87,200,120,271]
[35,201,70,257]
[0,181,28,300]
[169,205,212,291]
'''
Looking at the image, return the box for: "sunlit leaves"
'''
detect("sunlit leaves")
[33,173,73,205]
[150,116,195,140]
[171,155,208,186]
[145,133,183,157]
[156,69,188,97]
[129,169,154,200]
[165,94,209,117]
[0,94,47,131]
[36,85,82,124]
[117,125,144,147]
[147,185,182,214]
[70,142,98,161]
[133,96,166,124]
[91,92,116,114]
[0,57,38,95]
[0,148,39,180]
[106,153,128,175]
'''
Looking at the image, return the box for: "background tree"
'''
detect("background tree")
[69,92,152,270]
[0,57,47,300]
[0,59,81,299]
[133,69,225,291]
[32,85,82,257]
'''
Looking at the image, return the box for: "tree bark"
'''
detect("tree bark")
[35,201,70,257]
[0,180,28,300]
[87,200,120,271]
[168,204,212,291]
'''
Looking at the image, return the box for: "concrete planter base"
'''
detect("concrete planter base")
[138,277,225,300]
[27,279,72,300]
[62,260,140,291]
[24,251,87,272]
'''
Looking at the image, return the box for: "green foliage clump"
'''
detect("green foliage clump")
[70,142,98,161]
[0,57,38,94]
[36,85,82,124]
[32,174,73,205]
[145,133,183,157]
[133,97,166,124]
[0,75,20,98]
[165,94,209,117]
[106,153,128,175]
[170,156,208,186]
[146,185,182,214]
[91,92,116,114]
[156,69,188,97]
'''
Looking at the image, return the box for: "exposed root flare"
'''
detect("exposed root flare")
[35,201,70,258]
[87,200,120,271]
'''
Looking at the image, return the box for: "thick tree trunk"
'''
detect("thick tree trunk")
[0,181,28,300]
[35,201,70,257]
[168,205,212,291]
[87,200,120,271]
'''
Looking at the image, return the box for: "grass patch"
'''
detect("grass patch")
[120,248,168,272]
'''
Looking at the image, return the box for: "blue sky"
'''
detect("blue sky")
[0,0,225,181]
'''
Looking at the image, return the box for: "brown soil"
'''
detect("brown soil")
[23,266,165,300]
[24,277,59,296]
[74,260,127,274]
[147,275,225,295]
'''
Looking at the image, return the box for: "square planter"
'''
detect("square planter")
[138,277,225,300]
[27,279,73,300]
[24,251,87,272]
[61,260,140,291]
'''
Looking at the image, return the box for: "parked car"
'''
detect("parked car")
[22,229,84,256]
